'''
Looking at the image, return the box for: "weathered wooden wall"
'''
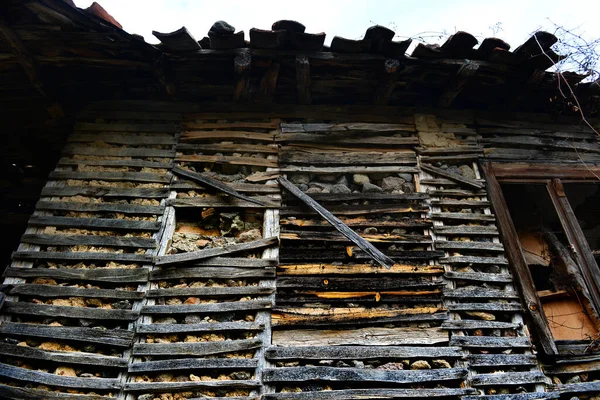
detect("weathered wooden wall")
[0,100,599,400]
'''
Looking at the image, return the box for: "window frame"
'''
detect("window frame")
[481,161,600,359]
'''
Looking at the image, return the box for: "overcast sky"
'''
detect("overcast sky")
[74,0,600,51]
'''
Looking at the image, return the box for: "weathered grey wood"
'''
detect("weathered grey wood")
[280,166,418,174]
[272,309,447,327]
[21,234,156,249]
[471,371,549,386]
[556,380,600,394]
[168,197,279,208]
[4,267,149,283]
[444,256,509,265]
[272,327,449,346]
[281,150,417,166]
[468,354,537,367]
[430,199,490,207]
[462,392,559,400]
[171,181,279,193]
[150,266,275,280]
[433,226,499,235]
[172,166,266,206]
[0,384,116,400]
[124,380,259,392]
[441,320,520,330]
[136,322,263,334]
[282,203,429,216]
[59,157,172,169]
[266,346,464,360]
[49,171,170,183]
[280,122,415,133]
[295,55,311,104]
[445,271,513,283]
[0,362,121,389]
[133,339,262,356]
[12,251,151,263]
[142,300,272,314]
[264,389,476,400]
[445,287,518,299]
[129,358,258,373]
[482,135,600,153]
[69,133,177,145]
[75,122,178,133]
[28,215,160,231]
[155,237,277,265]
[430,189,487,197]
[41,186,168,198]
[277,276,442,290]
[280,176,394,269]
[8,284,144,299]
[35,200,164,215]
[192,257,277,268]
[2,302,139,320]
[148,286,274,297]
[421,163,484,189]
[431,212,495,221]
[448,302,522,312]
[0,322,133,346]
[435,241,504,252]
[302,192,427,202]
[177,143,278,154]
[0,343,128,367]
[63,145,175,158]
[450,336,531,348]
[263,366,467,383]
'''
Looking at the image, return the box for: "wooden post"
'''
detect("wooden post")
[438,60,479,108]
[295,55,311,105]
[259,62,280,103]
[374,59,404,105]
[234,50,251,101]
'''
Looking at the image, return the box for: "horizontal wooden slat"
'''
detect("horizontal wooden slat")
[4,267,149,283]
[0,362,120,389]
[281,150,418,165]
[280,166,419,174]
[264,388,476,400]
[75,122,178,132]
[434,226,498,235]
[129,358,258,373]
[266,345,464,360]
[41,186,168,198]
[281,230,431,244]
[28,216,160,231]
[63,145,175,158]
[124,379,260,392]
[182,130,275,141]
[0,384,116,400]
[2,302,139,320]
[463,393,559,400]
[468,354,537,367]
[148,286,274,297]
[441,320,520,330]
[177,142,278,153]
[0,343,128,368]
[448,302,522,312]
[8,284,144,299]
[133,339,262,356]
[443,256,509,265]
[136,322,263,334]
[69,133,177,145]
[21,234,157,249]
[277,276,442,290]
[48,171,170,183]
[445,271,513,283]
[12,251,151,263]
[272,327,449,346]
[263,366,467,383]
[141,300,272,314]
[277,263,443,275]
[150,266,275,280]
[435,241,504,252]
[35,200,164,215]
[282,203,429,216]
[471,371,549,386]
[431,212,495,221]
[445,288,518,299]
[450,336,531,348]
[168,197,279,208]
[0,322,133,347]
[176,154,278,167]
[58,157,172,169]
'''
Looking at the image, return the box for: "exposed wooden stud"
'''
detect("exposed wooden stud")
[374,59,404,105]
[295,55,311,104]
[259,62,280,102]
[234,50,251,101]
[438,60,479,108]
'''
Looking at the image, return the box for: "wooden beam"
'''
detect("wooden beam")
[438,60,479,108]
[480,161,558,356]
[0,13,62,116]
[172,166,266,206]
[421,163,484,189]
[259,62,280,102]
[279,176,394,269]
[295,55,311,105]
[234,50,251,101]
[374,59,404,105]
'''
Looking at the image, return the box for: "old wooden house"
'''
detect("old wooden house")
[1,1,600,399]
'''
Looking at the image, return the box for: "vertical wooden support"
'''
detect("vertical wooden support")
[295,55,311,105]
[374,59,403,105]
[234,50,251,101]
[259,62,280,103]
[480,161,558,356]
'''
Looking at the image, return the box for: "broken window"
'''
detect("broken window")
[499,178,600,355]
